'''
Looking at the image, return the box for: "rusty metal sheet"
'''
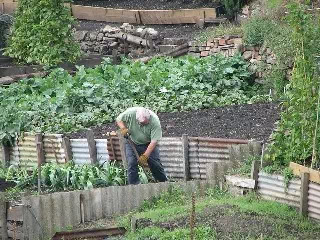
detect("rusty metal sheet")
[43,134,66,164]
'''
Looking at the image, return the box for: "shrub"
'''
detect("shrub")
[243,16,278,46]
[4,0,81,66]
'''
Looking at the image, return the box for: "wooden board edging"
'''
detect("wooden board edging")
[289,162,320,184]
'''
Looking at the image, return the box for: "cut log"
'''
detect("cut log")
[108,32,147,46]
[136,43,189,63]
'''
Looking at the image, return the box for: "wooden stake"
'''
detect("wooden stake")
[300,172,309,217]
[182,134,190,181]
[35,133,44,194]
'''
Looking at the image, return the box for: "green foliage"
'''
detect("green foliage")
[125,226,217,240]
[243,16,279,46]
[222,0,241,20]
[267,2,320,168]
[228,155,260,177]
[205,186,229,200]
[4,0,81,66]
[5,161,128,191]
[195,23,243,43]
[0,55,268,143]
[282,167,294,191]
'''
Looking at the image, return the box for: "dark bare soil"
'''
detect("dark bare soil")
[0,179,15,192]
[136,204,316,239]
[67,102,280,142]
[73,0,221,10]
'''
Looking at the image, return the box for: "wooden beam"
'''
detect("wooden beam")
[86,129,97,165]
[0,193,8,239]
[35,133,44,193]
[182,134,190,181]
[62,136,72,163]
[289,162,320,184]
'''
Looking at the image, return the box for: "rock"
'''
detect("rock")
[89,32,98,41]
[97,33,104,41]
[134,27,145,37]
[225,175,256,189]
[120,23,135,33]
[80,42,88,51]
[147,29,159,39]
[100,45,109,54]
[74,31,88,41]
[242,51,252,60]
[109,42,119,49]
[102,25,120,34]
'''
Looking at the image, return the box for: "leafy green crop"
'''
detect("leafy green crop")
[4,161,142,191]
[0,54,269,143]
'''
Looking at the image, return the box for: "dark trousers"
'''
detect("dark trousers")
[125,140,168,185]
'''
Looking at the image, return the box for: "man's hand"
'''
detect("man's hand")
[120,128,129,138]
[138,154,149,167]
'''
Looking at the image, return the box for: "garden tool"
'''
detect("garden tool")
[125,135,149,168]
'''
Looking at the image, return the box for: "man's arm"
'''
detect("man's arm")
[116,120,126,129]
[143,140,157,158]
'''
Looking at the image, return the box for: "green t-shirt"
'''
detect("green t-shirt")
[116,107,162,145]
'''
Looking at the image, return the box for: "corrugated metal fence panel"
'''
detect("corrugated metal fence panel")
[70,139,91,165]
[15,134,37,168]
[9,143,19,166]
[23,180,218,239]
[43,134,66,164]
[188,137,243,180]
[308,182,320,220]
[257,172,301,207]
[158,137,184,179]
[95,139,110,165]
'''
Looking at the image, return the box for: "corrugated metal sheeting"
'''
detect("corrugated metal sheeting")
[257,172,301,208]
[6,133,251,180]
[10,134,37,169]
[70,139,91,165]
[95,139,110,165]
[43,134,65,164]
[188,138,232,179]
[308,182,320,220]
[158,137,184,179]
[22,180,217,239]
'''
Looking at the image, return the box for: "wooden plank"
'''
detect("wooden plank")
[0,193,8,239]
[289,162,320,184]
[62,136,72,163]
[35,133,44,193]
[3,2,17,14]
[182,134,190,181]
[71,5,107,21]
[86,129,97,164]
[300,172,309,217]
[251,160,260,189]
[204,8,217,21]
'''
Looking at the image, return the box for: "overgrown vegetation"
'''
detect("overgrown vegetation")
[266,2,320,169]
[116,186,320,239]
[4,0,81,66]
[0,54,269,143]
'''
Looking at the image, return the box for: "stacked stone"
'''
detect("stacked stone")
[73,23,159,56]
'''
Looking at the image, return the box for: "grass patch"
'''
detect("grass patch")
[117,186,320,240]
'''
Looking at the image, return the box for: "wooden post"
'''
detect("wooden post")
[112,49,118,64]
[86,130,97,165]
[35,133,44,194]
[1,142,10,168]
[0,193,8,240]
[62,136,72,163]
[117,131,127,169]
[182,134,190,181]
[300,172,309,217]
[251,160,259,189]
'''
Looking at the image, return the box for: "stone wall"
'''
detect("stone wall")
[189,35,277,79]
